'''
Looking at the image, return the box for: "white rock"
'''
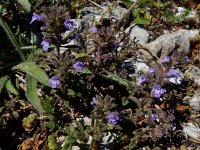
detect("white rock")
[125,25,149,45]
[185,65,200,86]
[183,123,200,140]
[82,5,128,25]
[72,146,80,150]
[134,62,149,73]
[189,88,200,111]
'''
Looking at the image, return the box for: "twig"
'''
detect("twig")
[88,0,104,9]
[137,44,161,66]
[115,0,139,31]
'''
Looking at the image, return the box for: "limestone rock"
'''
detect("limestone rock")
[125,25,150,45]
[139,29,199,63]
[185,65,200,86]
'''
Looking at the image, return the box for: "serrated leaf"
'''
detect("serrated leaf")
[6,79,19,95]
[12,62,50,86]
[25,75,45,113]
[48,135,59,150]
[0,75,9,93]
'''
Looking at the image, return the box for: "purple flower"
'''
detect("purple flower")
[108,113,120,125]
[151,84,166,98]
[64,19,75,31]
[30,13,43,24]
[90,26,98,33]
[183,56,189,64]
[41,40,51,52]
[148,67,156,76]
[167,69,181,78]
[49,76,60,88]
[136,75,148,86]
[90,97,96,106]
[112,42,118,48]
[71,33,78,40]
[151,114,158,121]
[72,61,84,72]
[162,56,170,64]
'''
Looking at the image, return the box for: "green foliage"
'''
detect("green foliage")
[16,0,32,13]
[5,79,19,95]
[132,8,151,25]
[120,0,166,25]
[25,75,45,114]
[163,9,190,24]
[62,124,76,150]
[99,70,134,92]
[12,62,50,87]
[0,15,25,61]
[48,135,59,150]
[0,75,9,94]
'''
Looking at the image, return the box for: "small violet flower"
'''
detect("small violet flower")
[167,69,181,78]
[90,26,98,33]
[64,19,75,31]
[167,69,183,84]
[148,67,157,76]
[73,61,84,72]
[136,75,148,86]
[151,114,158,121]
[108,113,120,125]
[162,56,170,64]
[111,42,119,48]
[49,76,60,88]
[151,84,166,98]
[30,12,43,24]
[90,97,96,106]
[41,40,51,52]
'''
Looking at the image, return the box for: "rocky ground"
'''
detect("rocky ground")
[0,0,200,150]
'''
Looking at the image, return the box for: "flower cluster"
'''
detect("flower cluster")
[108,113,120,125]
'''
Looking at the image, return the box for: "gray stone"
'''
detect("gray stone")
[125,25,150,45]
[189,88,200,111]
[139,29,199,62]
[81,4,128,26]
[185,65,200,86]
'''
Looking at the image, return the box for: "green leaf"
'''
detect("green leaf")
[25,75,45,113]
[6,79,19,95]
[61,29,77,41]
[0,16,25,61]
[133,10,151,25]
[48,135,59,150]
[67,89,75,96]
[118,0,133,7]
[122,98,129,106]
[99,70,134,92]
[0,75,9,93]
[16,0,31,13]
[82,67,92,74]
[62,125,75,150]
[12,62,50,86]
